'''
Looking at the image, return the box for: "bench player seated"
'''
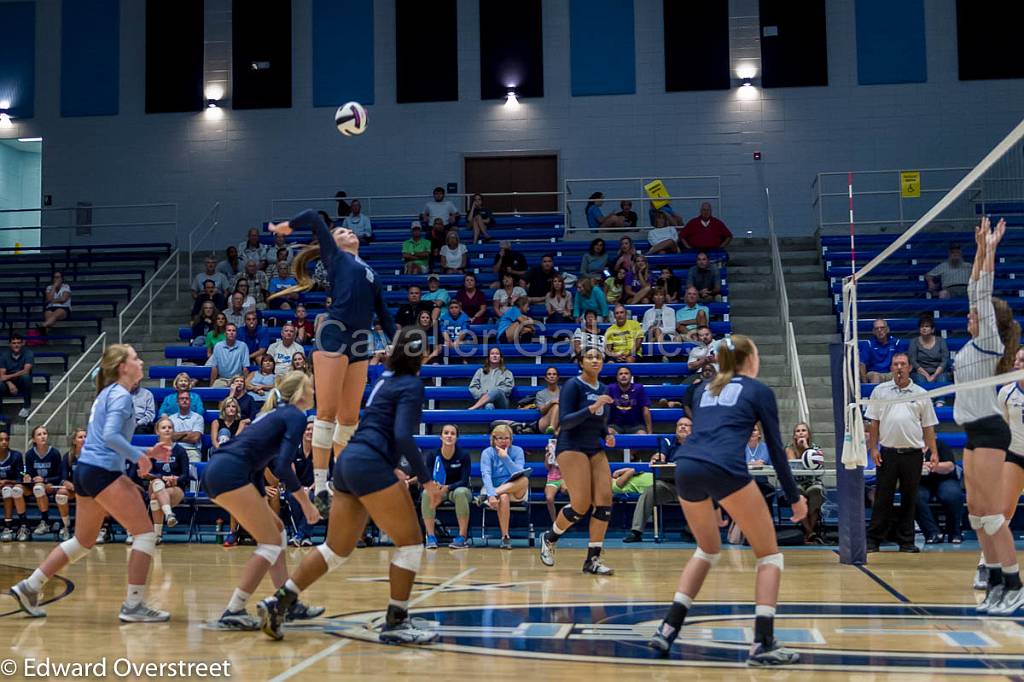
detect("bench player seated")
[23,426,65,538]
[125,416,191,544]
[0,428,28,542]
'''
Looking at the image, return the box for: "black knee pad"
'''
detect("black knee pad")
[592,505,612,522]
[562,506,586,524]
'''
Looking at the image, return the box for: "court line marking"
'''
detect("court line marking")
[831,551,911,603]
[268,568,476,682]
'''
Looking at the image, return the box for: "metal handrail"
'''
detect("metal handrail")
[270,191,563,223]
[118,250,181,343]
[0,202,179,248]
[23,332,107,451]
[564,174,722,232]
[186,202,221,284]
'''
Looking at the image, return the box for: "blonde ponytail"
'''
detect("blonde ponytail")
[707,334,756,396]
[268,244,319,302]
[259,371,312,414]
[95,344,135,394]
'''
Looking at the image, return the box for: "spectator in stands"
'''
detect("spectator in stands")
[613,236,637,273]
[192,257,231,299]
[467,193,494,243]
[865,352,938,553]
[0,334,33,419]
[440,230,468,274]
[293,303,314,344]
[648,200,683,227]
[267,262,298,310]
[369,319,389,366]
[907,314,950,384]
[573,310,606,359]
[421,424,473,550]
[222,293,247,329]
[647,210,680,255]
[926,243,971,299]
[438,299,471,350]
[158,372,203,416]
[498,297,536,344]
[238,311,269,363]
[335,190,350,217]
[687,326,720,374]
[131,381,155,434]
[678,202,732,250]
[191,279,228,319]
[291,351,311,378]
[422,186,460,228]
[585,192,626,230]
[624,254,653,304]
[341,199,372,244]
[617,200,638,227]
[427,218,449,271]
[207,323,250,387]
[657,267,682,303]
[745,424,780,509]
[272,232,298,265]
[492,241,529,288]
[169,390,204,463]
[456,273,489,325]
[608,366,652,435]
[227,374,256,421]
[402,222,431,275]
[493,274,527,319]
[623,415,692,543]
[274,247,292,271]
[238,228,268,268]
[683,364,717,419]
[604,304,643,363]
[415,310,444,365]
[859,318,904,384]
[784,423,827,544]
[513,367,561,435]
[479,424,529,550]
[573,276,609,322]
[915,438,963,544]
[233,279,259,312]
[421,276,451,322]
[642,287,677,343]
[246,355,277,405]
[604,267,627,306]
[579,238,608,281]
[192,300,218,346]
[211,396,248,449]
[216,245,242,280]
[675,286,709,341]
[687,252,721,303]
[525,254,559,304]
[395,285,434,328]
[233,259,269,309]
[469,348,514,410]
[41,271,71,332]
[545,275,574,323]
[267,322,302,376]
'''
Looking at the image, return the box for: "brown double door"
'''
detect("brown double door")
[464,154,558,214]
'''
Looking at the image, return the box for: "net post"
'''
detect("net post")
[832,340,866,565]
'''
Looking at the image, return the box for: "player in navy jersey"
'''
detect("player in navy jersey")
[54,428,86,541]
[129,416,191,543]
[258,328,444,644]
[23,426,66,538]
[647,335,807,666]
[268,210,397,516]
[0,428,27,542]
[538,347,618,575]
[10,344,172,622]
[200,371,323,630]
[285,417,316,547]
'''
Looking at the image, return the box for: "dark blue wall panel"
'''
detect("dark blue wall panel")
[856,0,927,85]
[61,0,120,117]
[313,0,374,106]
[570,0,635,96]
[0,2,36,119]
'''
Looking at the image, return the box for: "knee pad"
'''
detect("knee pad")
[150,479,166,494]
[149,498,160,511]
[60,537,90,563]
[392,544,424,573]
[562,506,586,524]
[756,553,785,571]
[55,493,68,506]
[592,505,612,522]
[254,542,283,565]
[693,548,721,567]
[969,514,983,530]
[281,529,288,548]
[10,486,23,500]
[2,486,12,500]
[333,422,357,449]
[312,418,335,450]
[981,514,1007,536]
[131,532,158,557]
[317,542,350,572]
[32,484,45,498]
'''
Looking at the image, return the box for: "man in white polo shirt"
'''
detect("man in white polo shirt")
[865,352,939,553]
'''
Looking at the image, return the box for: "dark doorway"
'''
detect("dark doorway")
[464,154,558,214]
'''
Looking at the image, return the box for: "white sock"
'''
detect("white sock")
[126,584,145,608]
[389,597,409,611]
[60,515,70,528]
[588,541,603,548]
[314,469,328,495]
[227,588,251,612]
[673,591,694,608]
[979,551,987,567]
[154,523,163,537]
[1006,564,1020,575]
[26,569,48,592]
[755,604,776,617]
[284,579,301,595]
[161,504,173,517]
[551,523,567,536]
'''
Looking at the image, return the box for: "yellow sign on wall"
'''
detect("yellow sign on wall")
[644,179,671,209]
[900,171,921,198]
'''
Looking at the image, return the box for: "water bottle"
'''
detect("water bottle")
[215,518,224,536]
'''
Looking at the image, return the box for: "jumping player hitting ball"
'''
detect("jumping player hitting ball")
[10,344,172,622]
[268,210,395,516]
[647,334,807,666]
[538,346,617,575]
[258,328,443,644]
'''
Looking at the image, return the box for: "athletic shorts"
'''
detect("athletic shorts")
[555,436,603,458]
[332,444,398,497]
[1006,450,1024,471]
[610,422,647,435]
[317,320,372,363]
[202,454,256,499]
[964,414,1012,452]
[675,458,752,503]
[73,463,122,498]
[545,478,564,488]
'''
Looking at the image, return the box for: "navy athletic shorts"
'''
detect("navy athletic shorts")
[73,463,123,498]
[332,444,398,497]
[964,414,1012,452]
[202,454,255,498]
[317,321,372,363]
[675,457,752,503]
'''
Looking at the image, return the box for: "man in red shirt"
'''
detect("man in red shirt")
[678,202,732,251]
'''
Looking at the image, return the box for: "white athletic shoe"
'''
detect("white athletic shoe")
[58,527,70,541]
[32,520,49,537]
[165,513,178,528]
[990,588,1024,615]
[379,619,437,645]
[538,532,555,567]
[978,586,1005,614]
[1,528,14,542]
[582,556,615,576]
[118,601,170,623]
[10,581,46,618]
[974,565,989,591]
[747,641,800,666]
[217,609,260,630]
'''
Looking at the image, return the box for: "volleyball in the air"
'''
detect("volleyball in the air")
[801,447,825,470]
[335,101,368,136]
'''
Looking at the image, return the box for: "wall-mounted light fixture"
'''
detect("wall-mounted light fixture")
[504,90,520,109]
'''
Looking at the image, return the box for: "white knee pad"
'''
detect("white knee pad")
[981,514,1007,536]
[317,542,350,572]
[32,484,45,498]
[10,486,23,499]
[60,537,90,563]
[757,553,785,570]
[281,529,288,548]
[149,498,160,511]
[1,486,12,500]
[131,531,158,557]
[312,418,335,450]
[392,544,423,573]
[969,514,983,530]
[693,548,721,567]
[55,493,68,506]
[150,479,166,494]
[254,543,283,565]
[333,422,357,449]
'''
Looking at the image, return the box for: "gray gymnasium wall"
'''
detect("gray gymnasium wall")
[7,0,1024,247]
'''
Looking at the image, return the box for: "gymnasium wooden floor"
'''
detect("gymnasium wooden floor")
[0,541,1012,680]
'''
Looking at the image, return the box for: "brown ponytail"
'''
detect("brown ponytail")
[707,334,756,396]
[269,244,319,302]
[994,297,1021,374]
